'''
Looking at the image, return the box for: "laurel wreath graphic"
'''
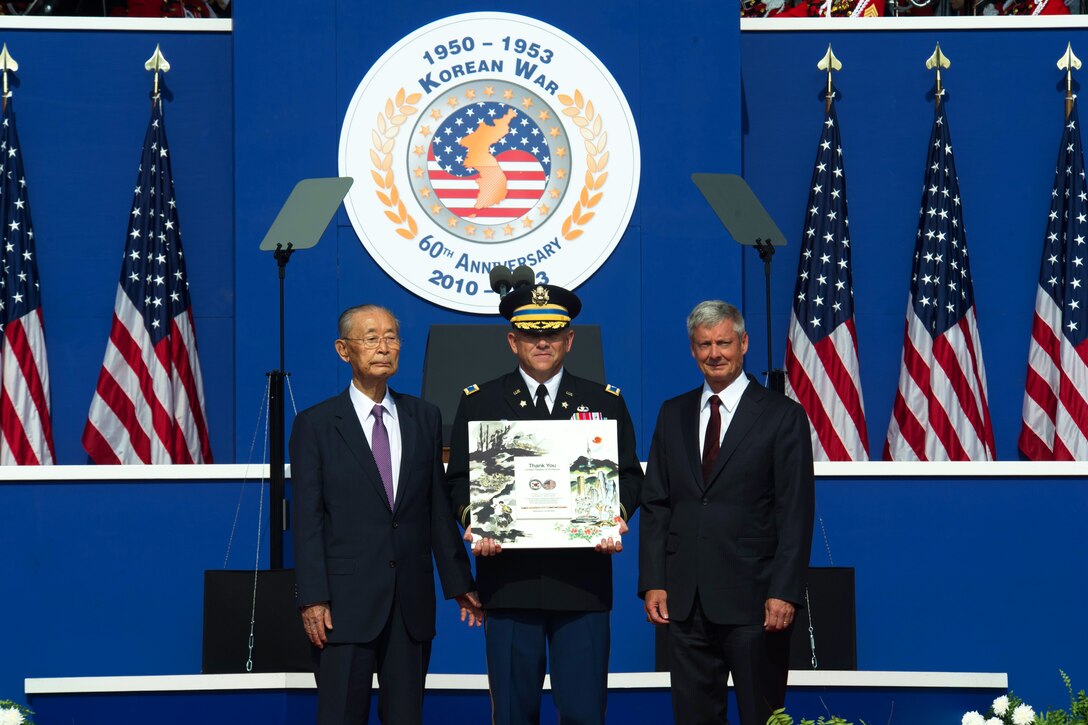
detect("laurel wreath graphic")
[370,88,421,240]
[558,90,608,241]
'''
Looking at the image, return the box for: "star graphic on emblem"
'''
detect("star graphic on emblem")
[561,402,568,409]
[520,400,527,407]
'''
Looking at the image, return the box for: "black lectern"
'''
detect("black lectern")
[421,324,606,445]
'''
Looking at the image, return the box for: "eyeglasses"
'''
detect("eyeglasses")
[341,336,402,349]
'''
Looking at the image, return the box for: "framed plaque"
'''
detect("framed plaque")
[467,419,621,548]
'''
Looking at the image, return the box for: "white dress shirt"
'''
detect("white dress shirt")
[519,367,564,414]
[698,374,749,458]
[348,384,402,500]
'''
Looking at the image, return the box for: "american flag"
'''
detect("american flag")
[0,99,54,465]
[428,102,549,222]
[1019,103,1088,460]
[784,100,869,461]
[884,105,996,461]
[82,99,212,464]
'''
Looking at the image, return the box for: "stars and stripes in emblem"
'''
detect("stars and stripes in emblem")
[0,99,54,465]
[428,102,550,223]
[784,100,869,461]
[884,107,995,461]
[1019,103,1088,460]
[82,99,212,464]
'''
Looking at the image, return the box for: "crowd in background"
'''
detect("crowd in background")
[0,0,230,16]
[744,0,1077,16]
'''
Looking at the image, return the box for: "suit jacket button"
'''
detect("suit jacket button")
[389,560,396,568]
[392,522,399,529]
[702,498,708,505]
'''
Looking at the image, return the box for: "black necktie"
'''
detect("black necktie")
[702,395,721,481]
[535,384,549,416]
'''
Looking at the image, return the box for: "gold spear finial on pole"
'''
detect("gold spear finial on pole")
[1057,43,1081,120]
[144,44,170,100]
[925,43,951,108]
[817,44,842,113]
[0,44,18,112]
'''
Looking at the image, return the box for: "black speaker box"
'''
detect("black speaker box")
[654,567,857,671]
[202,569,312,673]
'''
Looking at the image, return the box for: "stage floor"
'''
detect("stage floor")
[26,670,1007,723]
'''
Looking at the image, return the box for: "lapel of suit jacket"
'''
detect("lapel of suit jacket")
[503,369,539,419]
[679,387,704,488]
[553,370,578,419]
[391,390,414,515]
[333,386,393,513]
[706,376,768,488]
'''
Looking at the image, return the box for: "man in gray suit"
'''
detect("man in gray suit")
[291,304,482,725]
[639,300,814,725]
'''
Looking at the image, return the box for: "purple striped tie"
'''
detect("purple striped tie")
[372,404,394,507]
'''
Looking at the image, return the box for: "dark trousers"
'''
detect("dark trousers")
[668,598,791,725]
[485,609,610,725]
[313,598,432,725]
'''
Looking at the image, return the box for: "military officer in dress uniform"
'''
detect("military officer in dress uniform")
[446,281,643,725]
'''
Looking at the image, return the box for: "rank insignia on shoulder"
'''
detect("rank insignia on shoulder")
[605,384,621,396]
[463,384,480,396]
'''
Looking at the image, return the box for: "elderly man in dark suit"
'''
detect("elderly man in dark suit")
[291,304,482,725]
[639,300,815,725]
[446,282,643,725]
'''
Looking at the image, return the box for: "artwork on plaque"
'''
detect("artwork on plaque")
[467,419,620,548]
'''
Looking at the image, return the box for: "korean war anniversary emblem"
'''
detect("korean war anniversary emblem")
[339,12,640,313]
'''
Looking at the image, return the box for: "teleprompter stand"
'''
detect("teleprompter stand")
[203,178,354,675]
[692,173,787,393]
[258,177,353,568]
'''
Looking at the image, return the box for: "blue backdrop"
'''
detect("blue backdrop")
[740,28,1088,460]
[2,5,1087,721]
[0,28,235,464]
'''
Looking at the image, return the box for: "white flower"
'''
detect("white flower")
[1012,703,1036,725]
[986,719,1003,725]
[993,695,1010,716]
[0,707,25,725]
[962,711,986,725]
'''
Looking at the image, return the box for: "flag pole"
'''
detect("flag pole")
[0,44,17,113]
[144,44,170,106]
[925,43,950,110]
[817,44,841,114]
[1058,43,1081,120]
